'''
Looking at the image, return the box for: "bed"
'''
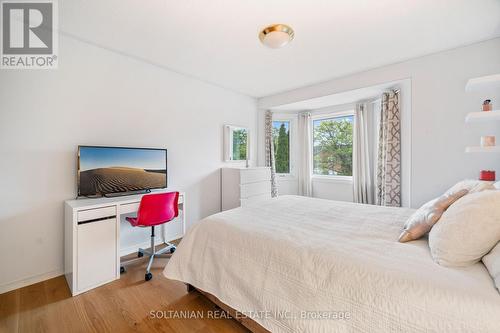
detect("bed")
[164,195,500,332]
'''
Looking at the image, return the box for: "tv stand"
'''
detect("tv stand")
[103,189,151,198]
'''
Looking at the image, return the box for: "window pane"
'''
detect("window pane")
[272,121,290,173]
[232,129,247,160]
[313,115,353,176]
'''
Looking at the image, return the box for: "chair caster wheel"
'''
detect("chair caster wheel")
[145,273,153,281]
[170,247,176,254]
[137,251,144,258]
[120,266,125,274]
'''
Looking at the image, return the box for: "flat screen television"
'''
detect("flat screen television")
[78,146,167,197]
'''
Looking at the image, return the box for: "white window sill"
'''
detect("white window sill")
[276,173,297,181]
[311,175,353,184]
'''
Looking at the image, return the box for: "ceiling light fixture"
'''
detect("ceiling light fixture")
[259,24,294,49]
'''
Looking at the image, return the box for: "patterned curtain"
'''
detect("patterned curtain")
[265,110,278,197]
[376,90,401,207]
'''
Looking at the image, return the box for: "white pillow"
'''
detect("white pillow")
[429,190,500,267]
[483,242,500,292]
[494,181,500,190]
[398,189,468,243]
[445,179,495,195]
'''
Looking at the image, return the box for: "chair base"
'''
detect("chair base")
[120,226,176,281]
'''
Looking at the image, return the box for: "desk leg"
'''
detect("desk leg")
[181,198,186,236]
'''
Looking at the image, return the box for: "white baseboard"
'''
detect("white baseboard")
[0,269,63,295]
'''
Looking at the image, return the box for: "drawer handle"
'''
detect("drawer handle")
[78,215,116,225]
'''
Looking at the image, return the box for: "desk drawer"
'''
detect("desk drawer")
[77,206,116,223]
[120,202,139,215]
[120,194,183,215]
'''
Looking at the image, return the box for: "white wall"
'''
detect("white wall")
[259,38,500,207]
[312,178,353,201]
[0,35,257,292]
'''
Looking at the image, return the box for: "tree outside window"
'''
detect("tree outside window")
[272,121,290,174]
[313,115,353,176]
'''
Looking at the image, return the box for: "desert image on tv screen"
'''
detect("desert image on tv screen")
[79,147,167,196]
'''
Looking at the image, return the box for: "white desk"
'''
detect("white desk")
[64,190,185,296]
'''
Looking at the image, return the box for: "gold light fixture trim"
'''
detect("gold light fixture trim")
[259,24,295,48]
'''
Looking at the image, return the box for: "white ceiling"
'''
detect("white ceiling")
[61,0,500,97]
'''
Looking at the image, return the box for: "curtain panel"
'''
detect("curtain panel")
[265,110,279,197]
[298,111,312,196]
[376,90,401,207]
[353,103,374,204]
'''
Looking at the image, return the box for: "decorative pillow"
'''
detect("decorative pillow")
[429,190,500,267]
[483,242,500,291]
[398,189,468,243]
[445,179,495,195]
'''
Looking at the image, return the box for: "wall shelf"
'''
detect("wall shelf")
[465,73,500,92]
[465,110,500,123]
[465,146,500,153]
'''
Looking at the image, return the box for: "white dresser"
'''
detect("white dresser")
[221,167,272,211]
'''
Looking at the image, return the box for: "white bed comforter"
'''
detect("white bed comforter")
[164,195,500,333]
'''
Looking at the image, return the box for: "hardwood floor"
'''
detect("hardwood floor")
[0,252,249,333]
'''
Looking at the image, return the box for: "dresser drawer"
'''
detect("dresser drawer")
[240,168,271,184]
[77,206,116,223]
[240,181,271,198]
[240,193,272,207]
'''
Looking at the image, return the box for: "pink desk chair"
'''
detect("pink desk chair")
[120,192,179,281]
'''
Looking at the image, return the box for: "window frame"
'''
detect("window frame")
[272,114,297,179]
[311,110,355,181]
[223,125,249,163]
